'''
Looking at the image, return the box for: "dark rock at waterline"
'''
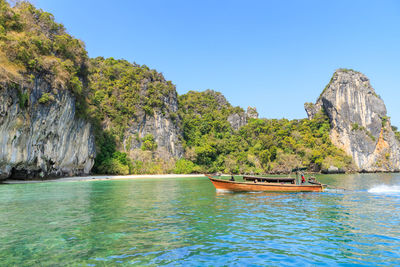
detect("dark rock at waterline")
[321,165,346,174]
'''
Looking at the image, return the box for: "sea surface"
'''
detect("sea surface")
[0,174,400,266]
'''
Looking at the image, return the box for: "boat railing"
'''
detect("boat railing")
[243,175,295,184]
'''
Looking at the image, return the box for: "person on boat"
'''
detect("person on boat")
[230,175,235,181]
[301,174,305,184]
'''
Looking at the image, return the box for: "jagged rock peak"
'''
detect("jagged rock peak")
[305,68,400,172]
[227,107,259,131]
[246,106,258,119]
[204,89,230,108]
[305,69,376,120]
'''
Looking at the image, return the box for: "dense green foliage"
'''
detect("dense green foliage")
[178,90,243,147]
[88,57,176,174]
[141,134,158,151]
[16,89,28,108]
[0,0,88,89]
[0,1,357,175]
[174,158,196,174]
[88,57,175,130]
[0,0,88,111]
[178,90,354,174]
[38,92,54,104]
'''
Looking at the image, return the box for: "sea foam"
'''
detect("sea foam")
[368,185,400,193]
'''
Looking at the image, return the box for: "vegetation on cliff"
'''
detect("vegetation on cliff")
[0,1,356,176]
[178,91,354,174]
[0,0,88,111]
[88,57,175,131]
[392,126,400,143]
[88,82,354,174]
[178,90,243,147]
[87,57,177,174]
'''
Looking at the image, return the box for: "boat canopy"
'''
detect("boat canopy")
[243,175,295,183]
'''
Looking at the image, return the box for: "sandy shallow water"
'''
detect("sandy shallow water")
[2,174,206,184]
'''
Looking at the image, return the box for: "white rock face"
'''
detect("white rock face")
[0,79,95,180]
[305,69,400,172]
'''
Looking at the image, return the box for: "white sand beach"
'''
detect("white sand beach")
[3,174,207,184]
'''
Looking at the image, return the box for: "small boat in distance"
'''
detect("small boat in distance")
[206,169,324,192]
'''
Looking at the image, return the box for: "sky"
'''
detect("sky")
[29,0,400,126]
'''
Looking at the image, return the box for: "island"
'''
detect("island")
[1,1,399,181]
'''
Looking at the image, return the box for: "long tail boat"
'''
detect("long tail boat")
[206,171,324,192]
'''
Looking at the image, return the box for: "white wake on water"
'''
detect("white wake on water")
[368,185,400,193]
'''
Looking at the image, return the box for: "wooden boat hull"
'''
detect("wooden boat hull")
[208,177,323,192]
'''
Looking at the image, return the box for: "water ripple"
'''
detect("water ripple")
[0,175,400,265]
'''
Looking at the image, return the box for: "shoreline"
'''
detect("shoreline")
[2,171,397,185]
[2,174,207,184]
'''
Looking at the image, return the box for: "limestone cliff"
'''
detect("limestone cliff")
[0,1,96,179]
[0,79,95,180]
[227,113,247,131]
[246,106,259,119]
[305,69,400,172]
[122,88,183,159]
[228,106,259,131]
[88,57,183,174]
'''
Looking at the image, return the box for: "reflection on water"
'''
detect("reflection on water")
[0,174,399,266]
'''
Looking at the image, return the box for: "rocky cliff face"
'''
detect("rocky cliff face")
[305,69,400,172]
[228,106,259,131]
[246,106,259,119]
[0,79,95,180]
[227,113,247,131]
[123,89,183,159]
[89,58,184,165]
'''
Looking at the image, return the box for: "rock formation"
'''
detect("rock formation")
[227,113,247,131]
[247,106,259,119]
[0,79,96,180]
[228,107,259,131]
[123,89,183,158]
[88,57,184,173]
[305,69,400,172]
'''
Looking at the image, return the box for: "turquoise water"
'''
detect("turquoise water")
[0,174,400,266]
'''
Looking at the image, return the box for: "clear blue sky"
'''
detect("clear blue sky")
[30,0,400,126]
